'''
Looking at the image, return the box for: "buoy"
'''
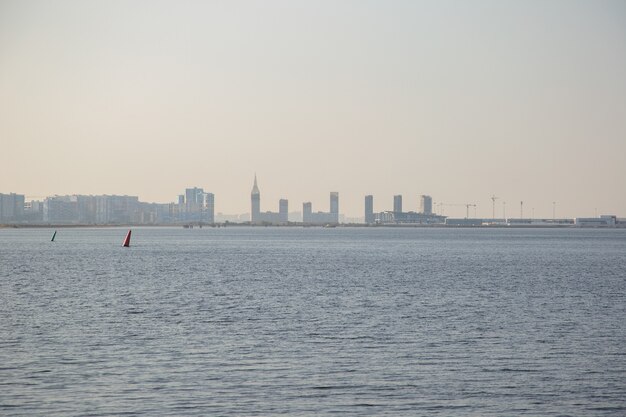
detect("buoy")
[122,230,131,247]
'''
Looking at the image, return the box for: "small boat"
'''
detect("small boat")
[51,230,57,242]
[122,230,132,247]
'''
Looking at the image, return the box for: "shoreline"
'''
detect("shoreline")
[1,223,624,229]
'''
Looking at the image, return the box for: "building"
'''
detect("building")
[177,187,215,223]
[376,211,446,225]
[303,193,334,224]
[330,192,339,220]
[203,193,215,224]
[43,195,79,223]
[420,195,432,215]
[250,176,288,224]
[364,195,374,224]
[303,204,337,224]
[576,215,617,227]
[0,193,25,223]
[303,192,340,225]
[185,187,204,208]
[279,199,288,222]
[369,194,445,225]
[446,218,483,227]
[303,202,312,221]
[43,195,141,224]
[184,187,204,220]
[23,200,43,222]
[251,175,261,223]
[393,195,402,213]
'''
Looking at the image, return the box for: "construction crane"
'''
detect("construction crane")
[465,203,477,219]
[440,203,477,219]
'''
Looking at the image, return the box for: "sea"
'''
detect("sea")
[1,226,625,416]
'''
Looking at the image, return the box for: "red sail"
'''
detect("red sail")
[122,230,132,247]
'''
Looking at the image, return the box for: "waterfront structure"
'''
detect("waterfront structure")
[364,195,374,224]
[370,194,445,225]
[504,218,575,227]
[303,192,340,225]
[446,218,483,227]
[576,215,617,227]
[376,210,446,225]
[250,176,288,224]
[420,195,432,215]
[0,193,25,223]
[394,195,402,213]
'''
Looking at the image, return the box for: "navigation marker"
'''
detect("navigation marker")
[122,230,132,247]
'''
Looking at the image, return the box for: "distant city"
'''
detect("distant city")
[1,176,624,227]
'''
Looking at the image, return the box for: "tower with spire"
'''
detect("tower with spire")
[251,174,260,223]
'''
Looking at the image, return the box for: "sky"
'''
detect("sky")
[1,0,625,219]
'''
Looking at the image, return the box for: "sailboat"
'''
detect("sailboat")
[122,230,131,247]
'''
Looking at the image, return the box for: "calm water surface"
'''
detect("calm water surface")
[1,227,625,416]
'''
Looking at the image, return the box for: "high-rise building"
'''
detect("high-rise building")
[203,192,215,223]
[279,199,288,223]
[184,187,205,221]
[250,176,287,224]
[420,195,432,215]
[185,187,203,207]
[0,193,25,223]
[44,194,139,224]
[303,202,312,223]
[330,192,339,222]
[303,193,339,224]
[393,195,403,213]
[364,195,374,224]
[251,175,260,223]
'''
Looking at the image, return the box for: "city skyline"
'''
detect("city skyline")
[2,175,622,220]
[1,1,625,218]
[2,179,624,223]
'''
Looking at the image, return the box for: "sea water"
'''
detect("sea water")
[1,227,625,416]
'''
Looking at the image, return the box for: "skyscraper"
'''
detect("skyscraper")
[184,187,205,221]
[303,202,312,223]
[249,175,287,224]
[203,192,215,223]
[393,195,403,213]
[420,195,432,215]
[279,199,288,223]
[365,195,374,224]
[185,187,204,207]
[251,174,260,223]
[330,192,339,222]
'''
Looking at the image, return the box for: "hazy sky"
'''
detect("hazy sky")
[1,0,625,218]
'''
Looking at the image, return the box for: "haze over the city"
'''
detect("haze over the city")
[1,0,625,219]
